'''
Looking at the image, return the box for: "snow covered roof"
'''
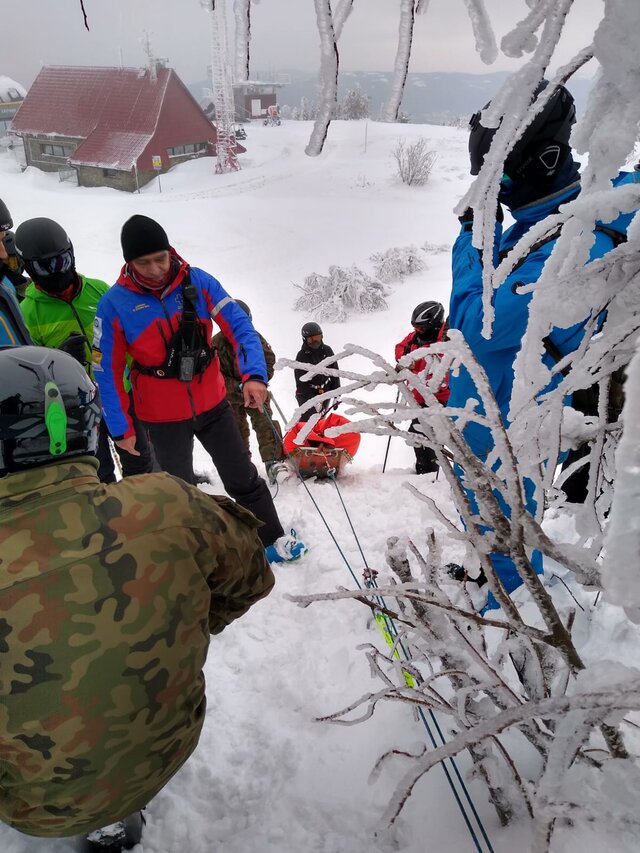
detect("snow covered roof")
[0,75,26,102]
[10,65,171,166]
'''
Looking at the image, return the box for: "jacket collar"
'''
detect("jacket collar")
[117,249,189,298]
[0,456,100,503]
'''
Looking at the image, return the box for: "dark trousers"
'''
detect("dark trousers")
[408,417,438,474]
[145,399,284,546]
[96,394,156,484]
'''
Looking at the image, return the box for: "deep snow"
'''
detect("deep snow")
[1,120,638,853]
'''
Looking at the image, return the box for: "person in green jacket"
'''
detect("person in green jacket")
[0,346,275,847]
[15,217,154,482]
[212,298,287,484]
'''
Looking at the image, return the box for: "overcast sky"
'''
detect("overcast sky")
[9,0,604,89]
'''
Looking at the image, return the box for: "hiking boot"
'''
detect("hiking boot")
[81,811,144,852]
[265,529,308,564]
[266,461,289,485]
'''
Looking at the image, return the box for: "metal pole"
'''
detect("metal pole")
[382,387,400,473]
[269,391,289,426]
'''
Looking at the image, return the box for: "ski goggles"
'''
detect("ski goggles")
[26,248,74,278]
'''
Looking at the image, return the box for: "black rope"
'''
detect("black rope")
[79,0,90,30]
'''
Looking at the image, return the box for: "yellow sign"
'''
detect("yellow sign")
[151,155,162,169]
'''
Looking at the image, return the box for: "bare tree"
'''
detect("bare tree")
[383,0,430,122]
[305,0,355,157]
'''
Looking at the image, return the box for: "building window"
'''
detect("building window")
[167,142,207,157]
[41,143,75,158]
[103,169,118,178]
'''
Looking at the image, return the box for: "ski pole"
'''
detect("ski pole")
[382,387,400,473]
[269,391,290,426]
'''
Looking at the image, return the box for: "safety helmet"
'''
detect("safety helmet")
[301,322,322,339]
[468,81,576,183]
[412,301,444,328]
[235,299,252,320]
[0,346,101,476]
[0,198,12,232]
[14,217,76,283]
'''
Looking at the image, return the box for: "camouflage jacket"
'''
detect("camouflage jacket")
[0,457,274,837]
[212,329,276,402]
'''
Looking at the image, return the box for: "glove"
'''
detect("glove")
[59,332,88,365]
[458,204,503,224]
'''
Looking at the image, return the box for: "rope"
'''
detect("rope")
[329,475,494,853]
[263,404,494,853]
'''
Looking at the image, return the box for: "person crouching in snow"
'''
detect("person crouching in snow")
[0,346,275,851]
[395,301,450,475]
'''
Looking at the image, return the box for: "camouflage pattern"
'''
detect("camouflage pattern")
[213,329,284,464]
[0,457,274,837]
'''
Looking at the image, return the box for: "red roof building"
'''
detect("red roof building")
[10,64,244,191]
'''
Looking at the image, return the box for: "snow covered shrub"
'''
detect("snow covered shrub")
[422,241,450,255]
[370,245,425,283]
[293,265,387,323]
[393,138,436,186]
[340,85,369,120]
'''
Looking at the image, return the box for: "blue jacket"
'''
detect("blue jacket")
[93,254,268,438]
[0,277,31,346]
[449,172,637,460]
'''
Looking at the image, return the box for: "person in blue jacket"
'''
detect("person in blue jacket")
[93,215,306,565]
[0,198,31,347]
[448,82,636,600]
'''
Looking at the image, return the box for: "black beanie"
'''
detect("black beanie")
[121,215,170,262]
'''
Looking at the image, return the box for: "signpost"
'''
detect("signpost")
[152,155,162,192]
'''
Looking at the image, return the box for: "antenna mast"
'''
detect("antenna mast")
[201,0,240,173]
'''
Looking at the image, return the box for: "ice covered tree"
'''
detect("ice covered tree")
[305,0,355,156]
[383,0,429,123]
[282,0,640,846]
[370,245,425,283]
[293,265,387,322]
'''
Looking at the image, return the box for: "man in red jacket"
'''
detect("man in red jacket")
[93,215,306,564]
[395,301,450,475]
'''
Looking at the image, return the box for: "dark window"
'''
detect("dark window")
[41,143,75,158]
[167,142,207,157]
[103,169,118,177]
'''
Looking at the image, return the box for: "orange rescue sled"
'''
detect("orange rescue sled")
[283,413,361,479]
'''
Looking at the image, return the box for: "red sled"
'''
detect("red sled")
[284,413,360,479]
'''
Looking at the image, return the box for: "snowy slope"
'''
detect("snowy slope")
[1,121,638,853]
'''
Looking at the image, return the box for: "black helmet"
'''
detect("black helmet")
[0,346,101,476]
[14,217,76,291]
[469,81,576,183]
[0,198,12,232]
[235,299,252,320]
[301,322,322,339]
[412,300,444,327]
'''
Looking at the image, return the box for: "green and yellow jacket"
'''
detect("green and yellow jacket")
[0,457,274,837]
[20,276,109,376]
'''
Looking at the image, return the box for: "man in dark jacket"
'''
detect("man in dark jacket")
[94,215,305,564]
[294,322,340,422]
[0,346,275,848]
[212,299,286,484]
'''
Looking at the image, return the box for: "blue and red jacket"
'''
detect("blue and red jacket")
[93,252,268,439]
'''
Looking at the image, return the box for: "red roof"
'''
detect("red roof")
[11,65,217,171]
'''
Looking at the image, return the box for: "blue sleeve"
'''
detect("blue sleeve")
[92,292,133,439]
[194,268,268,384]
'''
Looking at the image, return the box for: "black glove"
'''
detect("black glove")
[59,332,88,365]
[458,204,503,224]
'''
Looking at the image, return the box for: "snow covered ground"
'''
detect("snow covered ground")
[1,120,638,853]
